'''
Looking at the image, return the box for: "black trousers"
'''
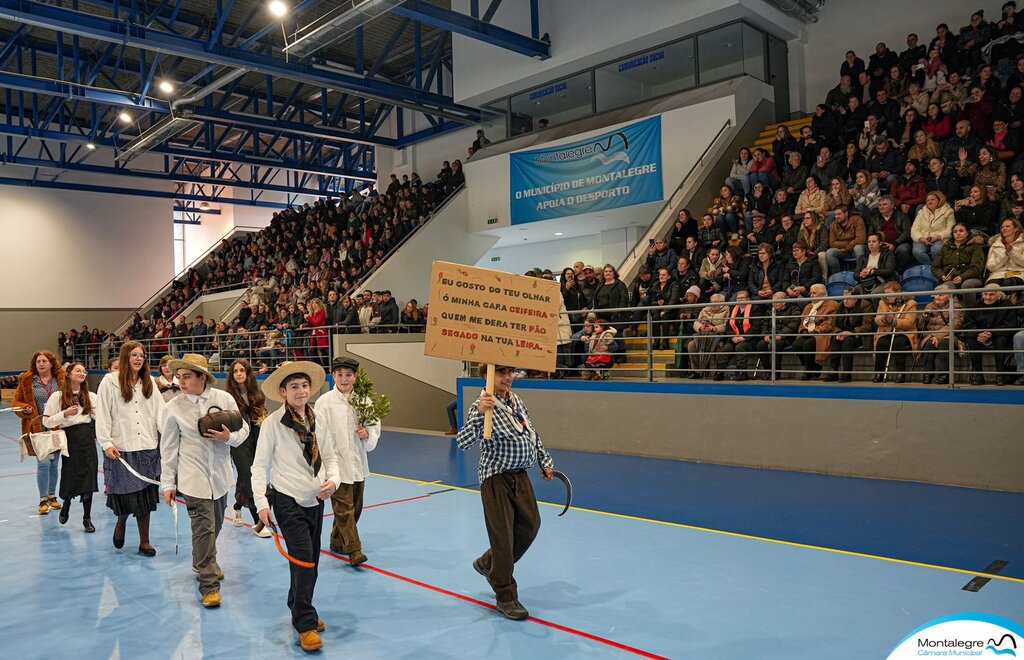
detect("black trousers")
[920,338,952,375]
[272,492,323,633]
[874,334,912,373]
[828,335,858,374]
[476,470,541,603]
[967,336,1012,374]
[792,335,822,372]
[715,339,760,371]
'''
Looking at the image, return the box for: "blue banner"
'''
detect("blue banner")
[509,116,663,224]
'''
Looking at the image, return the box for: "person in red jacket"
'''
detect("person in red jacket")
[889,159,927,217]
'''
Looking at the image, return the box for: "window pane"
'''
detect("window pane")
[480,101,509,142]
[509,71,593,136]
[742,23,766,81]
[595,38,696,113]
[697,23,744,85]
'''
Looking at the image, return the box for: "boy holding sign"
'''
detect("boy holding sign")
[456,363,555,620]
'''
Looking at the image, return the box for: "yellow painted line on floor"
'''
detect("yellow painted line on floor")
[371,470,1024,586]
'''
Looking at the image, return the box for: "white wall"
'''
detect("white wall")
[450,0,801,105]
[0,183,175,308]
[796,0,982,113]
[478,234,603,274]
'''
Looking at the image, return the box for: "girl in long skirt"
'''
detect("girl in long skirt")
[225,359,272,538]
[96,341,168,556]
[43,362,99,532]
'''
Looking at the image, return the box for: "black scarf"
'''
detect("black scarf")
[281,403,321,475]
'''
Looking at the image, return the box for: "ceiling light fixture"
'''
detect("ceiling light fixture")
[268,0,288,18]
[85,142,97,150]
[159,80,174,94]
[118,111,132,123]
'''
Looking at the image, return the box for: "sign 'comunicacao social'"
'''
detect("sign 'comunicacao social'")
[509,115,663,224]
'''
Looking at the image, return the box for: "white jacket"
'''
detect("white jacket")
[986,234,1024,281]
[314,388,381,484]
[911,203,954,242]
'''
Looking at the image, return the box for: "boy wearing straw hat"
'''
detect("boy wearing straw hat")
[251,361,339,652]
[159,354,250,609]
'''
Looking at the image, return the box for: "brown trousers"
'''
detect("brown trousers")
[329,480,365,554]
[182,493,226,596]
[476,470,541,602]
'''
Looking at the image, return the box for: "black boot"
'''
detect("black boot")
[59,499,70,525]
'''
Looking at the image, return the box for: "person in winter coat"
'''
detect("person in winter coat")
[714,290,767,381]
[954,184,999,237]
[985,218,1024,286]
[711,186,745,236]
[869,196,914,271]
[782,241,823,298]
[748,147,779,192]
[580,320,618,381]
[792,284,840,380]
[827,289,875,381]
[889,159,927,215]
[932,223,985,294]
[853,233,897,298]
[917,284,961,384]
[697,213,726,251]
[910,190,955,264]
[725,148,754,198]
[12,351,66,514]
[590,264,631,332]
[754,293,803,379]
[645,236,678,273]
[964,284,1017,385]
[748,243,784,300]
[872,282,918,383]
[686,294,730,378]
[648,268,681,349]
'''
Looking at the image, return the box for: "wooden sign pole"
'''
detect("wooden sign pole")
[483,363,495,439]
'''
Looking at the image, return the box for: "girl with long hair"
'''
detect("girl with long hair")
[42,362,99,532]
[224,359,272,537]
[96,341,167,555]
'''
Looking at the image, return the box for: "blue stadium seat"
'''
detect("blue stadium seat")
[826,272,858,297]
[901,265,939,304]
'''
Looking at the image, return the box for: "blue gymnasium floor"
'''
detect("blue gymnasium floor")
[0,416,1022,659]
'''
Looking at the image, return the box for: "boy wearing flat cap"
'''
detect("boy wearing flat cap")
[159,354,250,609]
[457,364,555,621]
[314,356,381,566]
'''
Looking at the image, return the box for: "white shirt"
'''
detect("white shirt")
[42,390,97,428]
[314,388,381,484]
[96,372,168,452]
[160,387,250,499]
[251,406,340,511]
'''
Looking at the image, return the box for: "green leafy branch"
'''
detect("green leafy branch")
[351,368,391,426]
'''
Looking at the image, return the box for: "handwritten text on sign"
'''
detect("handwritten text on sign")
[424,261,561,372]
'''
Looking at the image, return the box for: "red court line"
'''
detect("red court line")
[0,471,36,479]
[323,493,432,518]
[210,508,669,659]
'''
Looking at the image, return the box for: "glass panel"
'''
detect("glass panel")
[509,70,593,136]
[697,23,744,84]
[742,23,766,81]
[480,100,509,141]
[594,38,696,113]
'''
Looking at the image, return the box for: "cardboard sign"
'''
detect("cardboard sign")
[424,261,561,372]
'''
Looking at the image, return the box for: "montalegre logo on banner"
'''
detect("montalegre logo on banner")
[509,115,663,224]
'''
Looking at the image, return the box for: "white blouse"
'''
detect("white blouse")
[250,406,340,512]
[314,388,381,484]
[42,390,97,428]
[96,372,168,452]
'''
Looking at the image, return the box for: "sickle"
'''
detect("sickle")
[551,470,572,516]
[267,520,316,568]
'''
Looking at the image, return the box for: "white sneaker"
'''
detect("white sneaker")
[232,509,243,527]
[253,523,272,538]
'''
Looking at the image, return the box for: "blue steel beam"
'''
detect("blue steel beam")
[0,0,479,122]
[0,70,169,111]
[389,0,548,59]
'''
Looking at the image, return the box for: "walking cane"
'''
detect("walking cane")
[882,302,904,381]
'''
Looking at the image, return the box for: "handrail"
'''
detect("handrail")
[338,183,465,298]
[114,224,264,333]
[619,118,732,275]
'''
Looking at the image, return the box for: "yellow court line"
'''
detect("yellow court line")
[370,471,1024,586]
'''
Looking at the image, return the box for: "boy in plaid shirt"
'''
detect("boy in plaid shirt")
[456,364,555,621]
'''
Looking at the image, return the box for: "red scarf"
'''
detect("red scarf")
[729,304,752,334]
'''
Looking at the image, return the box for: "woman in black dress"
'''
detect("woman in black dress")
[225,359,272,538]
[43,362,98,532]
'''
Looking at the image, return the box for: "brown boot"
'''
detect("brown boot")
[38,498,49,515]
[298,630,323,651]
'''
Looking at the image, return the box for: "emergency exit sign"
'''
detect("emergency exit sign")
[486,218,498,225]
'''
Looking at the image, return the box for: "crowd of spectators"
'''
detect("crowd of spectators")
[57,161,463,369]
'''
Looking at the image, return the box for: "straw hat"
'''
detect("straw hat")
[261,361,325,403]
[167,354,217,386]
